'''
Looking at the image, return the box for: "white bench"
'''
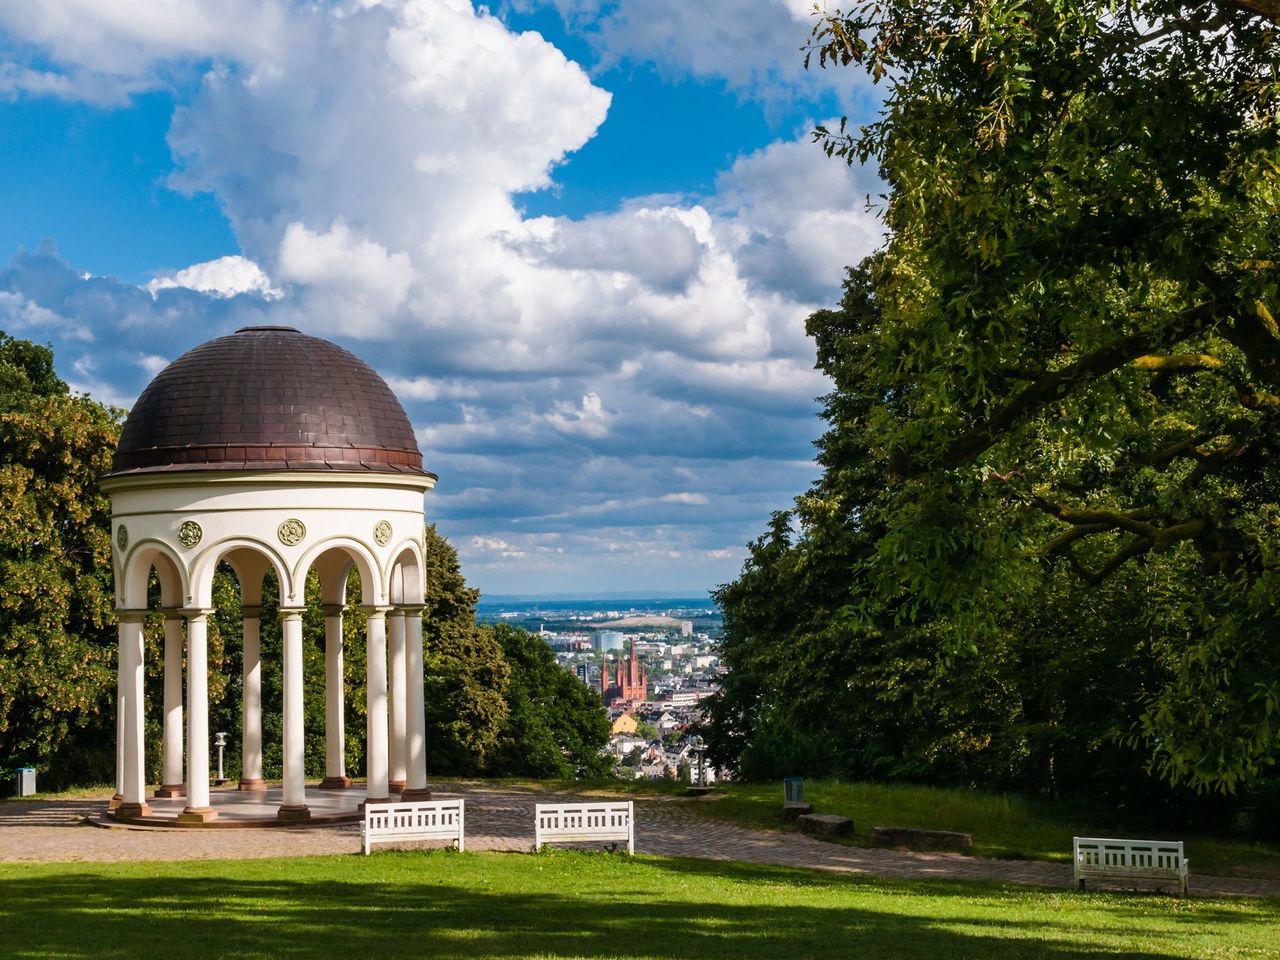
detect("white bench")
[535,801,634,854]
[362,799,465,855]
[1074,836,1188,895]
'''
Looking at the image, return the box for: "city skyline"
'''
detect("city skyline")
[0,1,883,594]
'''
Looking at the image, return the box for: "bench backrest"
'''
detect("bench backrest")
[1073,837,1185,873]
[365,799,464,833]
[363,799,465,854]
[535,801,634,853]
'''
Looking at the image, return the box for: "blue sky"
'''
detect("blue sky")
[0,1,883,595]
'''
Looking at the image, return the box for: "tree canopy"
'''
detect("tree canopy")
[708,1,1280,798]
[0,333,120,781]
[489,623,612,779]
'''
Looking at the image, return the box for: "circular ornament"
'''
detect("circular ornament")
[177,520,203,548]
[373,520,393,547]
[277,518,307,546]
[116,524,128,551]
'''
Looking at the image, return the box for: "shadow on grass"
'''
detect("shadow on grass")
[2,852,1270,960]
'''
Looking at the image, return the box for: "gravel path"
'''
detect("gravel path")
[2,784,1276,900]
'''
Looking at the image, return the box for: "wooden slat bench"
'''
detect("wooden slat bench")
[535,801,634,854]
[1074,836,1188,896]
[362,799,465,855]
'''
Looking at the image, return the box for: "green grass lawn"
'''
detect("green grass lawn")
[1,851,1276,960]
[497,778,1280,880]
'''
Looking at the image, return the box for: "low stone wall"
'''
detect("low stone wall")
[871,826,972,852]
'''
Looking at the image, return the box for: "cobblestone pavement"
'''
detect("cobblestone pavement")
[2,784,1276,900]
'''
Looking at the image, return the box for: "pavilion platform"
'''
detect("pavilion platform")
[105,783,378,829]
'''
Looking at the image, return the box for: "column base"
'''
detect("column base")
[108,793,123,811]
[277,805,312,823]
[238,778,268,792]
[116,801,152,819]
[154,783,186,798]
[177,806,218,825]
[318,775,353,790]
[399,787,433,802]
[359,797,391,812]
[388,779,407,794]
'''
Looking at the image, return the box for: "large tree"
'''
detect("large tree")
[488,623,612,779]
[0,332,121,783]
[712,2,1280,794]
[421,524,510,774]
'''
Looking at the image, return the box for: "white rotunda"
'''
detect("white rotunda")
[103,326,436,824]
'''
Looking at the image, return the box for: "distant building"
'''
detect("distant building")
[593,630,625,652]
[681,620,693,637]
[611,712,638,735]
[601,640,648,706]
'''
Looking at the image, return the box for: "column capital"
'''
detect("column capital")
[114,608,149,623]
[321,604,345,616]
[360,605,395,619]
[398,604,426,616]
[279,607,307,622]
[158,607,184,621]
[182,608,216,622]
[240,605,265,618]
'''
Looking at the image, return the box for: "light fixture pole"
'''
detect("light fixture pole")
[214,731,228,786]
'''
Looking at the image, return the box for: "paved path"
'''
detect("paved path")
[2,784,1276,900]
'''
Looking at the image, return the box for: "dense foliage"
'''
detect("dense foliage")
[0,334,120,783]
[490,623,612,778]
[708,1,1280,805]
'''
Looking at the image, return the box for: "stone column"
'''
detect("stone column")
[278,609,310,822]
[155,612,186,798]
[400,604,431,801]
[111,660,124,811]
[319,604,350,789]
[239,606,266,791]
[364,607,392,803]
[388,608,407,793]
[116,610,150,818]
[179,609,216,824]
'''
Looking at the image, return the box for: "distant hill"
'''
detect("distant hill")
[593,616,683,629]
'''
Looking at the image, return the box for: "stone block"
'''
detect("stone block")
[783,801,813,821]
[871,826,972,852]
[798,813,854,837]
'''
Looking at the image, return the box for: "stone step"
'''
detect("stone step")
[798,813,854,837]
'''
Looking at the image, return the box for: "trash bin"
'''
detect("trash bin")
[16,768,35,797]
[784,777,804,804]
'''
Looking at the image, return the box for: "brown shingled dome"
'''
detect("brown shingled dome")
[109,326,431,477]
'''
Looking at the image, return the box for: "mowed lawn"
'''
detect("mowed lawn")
[2,851,1276,960]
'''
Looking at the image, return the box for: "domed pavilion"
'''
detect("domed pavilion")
[102,326,436,824]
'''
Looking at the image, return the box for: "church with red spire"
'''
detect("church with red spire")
[601,640,647,706]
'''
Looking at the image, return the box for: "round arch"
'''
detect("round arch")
[294,537,384,607]
[120,540,188,610]
[386,538,425,605]
[188,537,292,609]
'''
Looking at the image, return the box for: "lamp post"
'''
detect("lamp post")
[214,731,228,786]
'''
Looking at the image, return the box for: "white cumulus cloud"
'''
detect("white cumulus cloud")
[146,255,281,300]
[0,0,884,591]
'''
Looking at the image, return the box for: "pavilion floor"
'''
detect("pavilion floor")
[107,783,370,829]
